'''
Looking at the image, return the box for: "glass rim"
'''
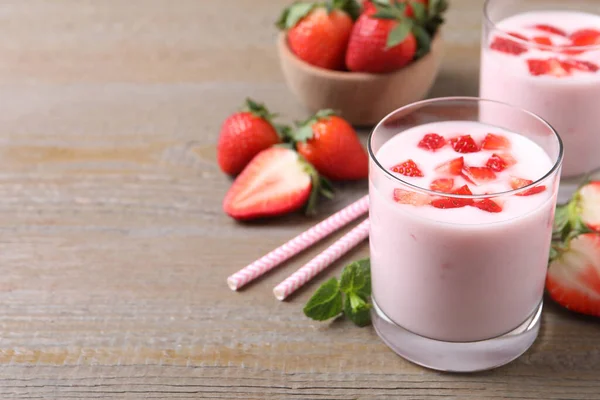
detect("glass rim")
[367,96,564,200]
[483,0,600,52]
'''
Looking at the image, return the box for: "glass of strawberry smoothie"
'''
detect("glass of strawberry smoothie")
[480,0,600,201]
[368,97,563,372]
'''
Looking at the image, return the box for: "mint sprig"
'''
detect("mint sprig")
[303,258,372,326]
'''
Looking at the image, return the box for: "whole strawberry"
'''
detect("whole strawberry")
[293,110,368,181]
[277,0,361,70]
[217,99,282,175]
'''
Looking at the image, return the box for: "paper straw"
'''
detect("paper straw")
[273,218,370,301]
[227,196,369,291]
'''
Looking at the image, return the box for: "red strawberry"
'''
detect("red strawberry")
[462,166,497,186]
[473,198,502,213]
[561,59,600,73]
[490,36,528,55]
[391,159,424,177]
[450,135,479,154]
[481,133,511,150]
[486,153,516,172]
[345,3,417,73]
[294,110,368,181]
[532,24,567,37]
[435,157,464,176]
[533,36,553,47]
[527,58,570,77]
[223,147,324,220]
[418,133,446,151]
[393,188,431,206]
[431,185,474,209]
[217,99,281,175]
[579,181,600,232]
[570,29,600,47]
[430,178,454,193]
[508,32,528,41]
[510,177,546,196]
[546,233,600,317]
[277,1,360,70]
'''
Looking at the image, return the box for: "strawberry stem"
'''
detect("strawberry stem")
[300,156,335,215]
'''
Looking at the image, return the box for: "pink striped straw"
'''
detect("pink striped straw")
[227,195,369,291]
[273,218,371,301]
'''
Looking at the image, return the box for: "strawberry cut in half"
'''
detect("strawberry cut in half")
[462,166,497,186]
[490,36,528,55]
[450,135,479,154]
[435,157,464,176]
[431,185,474,209]
[486,153,517,172]
[430,178,454,193]
[222,147,328,220]
[531,24,567,37]
[473,198,503,213]
[391,159,424,177]
[570,29,600,48]
[393,189,431,206]
[547,233,600,317]
[510,177,546,196]
[418,133,446,151]
[482,133,511,150]
[579,181,600,232]
[527,58,570,77]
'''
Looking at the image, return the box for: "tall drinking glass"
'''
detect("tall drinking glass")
[369,97,563,372]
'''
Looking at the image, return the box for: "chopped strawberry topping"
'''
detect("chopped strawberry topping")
[532,24,567,37]
[511,177,546,196]
[418,133,446,151]
[391,159,424,177]
[533,36,553,47]
[490,36,528,55]
[435,157,464,176]
[431,185,474,209]
[430,178,454,193]
[481,133,511,150]
[393,189,431,206]
[508,32,528,41]
[462,166,497,185]
[527,58,570,77]
[473,198,503,213]
[450,135,479,153]
[570,29,600,47]
[561,59,599,73]
[486,153,516,172]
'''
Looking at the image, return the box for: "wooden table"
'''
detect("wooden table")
[0,0,598,398]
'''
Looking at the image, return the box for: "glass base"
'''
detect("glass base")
[372,298,543,373]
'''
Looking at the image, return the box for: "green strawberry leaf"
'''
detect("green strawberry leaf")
[373,8,399,20]
[331,0,362,20]
[409,1,427,24]
[344,292,372,327]
[303,277,343,321]
[277,2,318,30]
[553,203,570,238]
[387,19,413,48]
[300,156,335,215]
[412,24,431,59]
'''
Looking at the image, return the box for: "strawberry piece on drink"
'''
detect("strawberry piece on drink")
[462,166,497,186]
[393,188,431,206]
[450,135,479,153]
[570,29,600,47]
[430,178,454,193]
[486,153,516,172]
[561,59,600,73]
[418,133,446,151]
[533,36,553,47]
[490,36,528,55]
[431,185,474,209]
[527,58,571,77]
[391,159,424,177]
[482,133,511,150]
[435,157,464,176]
[510,177,546,196]
[531,24,567,37]
[473,198,503,213]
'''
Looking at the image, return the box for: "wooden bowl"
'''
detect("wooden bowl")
[277,33,444,126]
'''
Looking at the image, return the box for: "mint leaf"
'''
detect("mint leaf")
[339,261,367,294]
[387,20,413,48]
[354,258,371,298]
[303,277,343,321]
[344,292,372,327]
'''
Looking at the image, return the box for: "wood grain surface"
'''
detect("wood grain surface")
[0,0,598,398]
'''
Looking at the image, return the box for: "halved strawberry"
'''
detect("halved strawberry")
[510,177,546,196]
[431,185,474,209]
[393,188,431,206]
[435,157,464,176]
[418,133,446,151]
[579,181,600,232]
[531,24,567,37]
[391,159,424,177]
[473,198,503,213]
[561,59,600,73]
[527,58,570,77]
[223,147,327,220]
[462,166,497,185]
[490,36,528,55]
[481,133,511,150]
[450,135,479,153]
[533,36,553,47]
[547,233,600,317]
[430,178,454,193]
[486,153,516,172]
[570,29,600,47]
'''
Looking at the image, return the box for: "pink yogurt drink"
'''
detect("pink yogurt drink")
[480,8,600,178]
[368,98,562,372]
